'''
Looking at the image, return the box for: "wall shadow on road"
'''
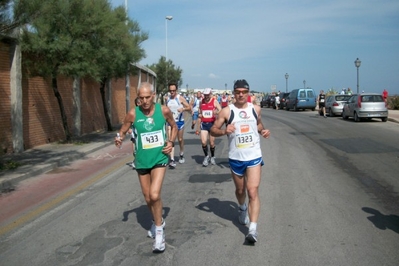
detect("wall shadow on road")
[362,207,399,234]
[196,198,247,236]
[122,205,171,231]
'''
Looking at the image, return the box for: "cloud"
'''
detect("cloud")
[208,73,219,79]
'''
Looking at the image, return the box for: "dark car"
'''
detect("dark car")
[261,95,275,108]
[278,92,290,109]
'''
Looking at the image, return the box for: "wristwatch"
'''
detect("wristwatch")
[168,141,174,147]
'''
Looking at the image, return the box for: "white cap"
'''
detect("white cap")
[203,88,212,94]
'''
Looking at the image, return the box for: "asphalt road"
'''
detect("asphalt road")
[0,109,398,266]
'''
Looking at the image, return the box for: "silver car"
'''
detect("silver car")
[325,94,352,117]
[342,93,388,122]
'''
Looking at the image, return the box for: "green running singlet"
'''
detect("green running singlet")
[134,103,168,169]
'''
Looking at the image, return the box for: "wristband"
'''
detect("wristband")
[168,141,175,147]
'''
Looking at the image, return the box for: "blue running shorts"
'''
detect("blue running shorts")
[192,111,199,121]
[229,157,264,177]
[200,122,214,132]
[169,121,185,131]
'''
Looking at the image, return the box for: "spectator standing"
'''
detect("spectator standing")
[347,88,352,95]
[275,93,280,110]
[318,90,327,118]
[383,89,389,103]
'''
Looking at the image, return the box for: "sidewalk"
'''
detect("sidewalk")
[1,110,398,194]
[387,109,399,123]
[0,130,118,193]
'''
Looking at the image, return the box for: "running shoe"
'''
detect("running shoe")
[238,207,249,225]
[210,157,216,165]
[169,160,176,169]
[148,219,166,238]
[202,155,210,167]
[246,229,258,243]
[152,229,165,253]
[179,155,185,164]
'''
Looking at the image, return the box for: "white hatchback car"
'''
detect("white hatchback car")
[342,93,388,122]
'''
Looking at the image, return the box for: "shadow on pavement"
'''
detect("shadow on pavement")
[196,198,247,236]
[122,205,171,231]
[362,207,399,234]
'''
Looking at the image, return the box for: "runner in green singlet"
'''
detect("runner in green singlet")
[115,82,177,253]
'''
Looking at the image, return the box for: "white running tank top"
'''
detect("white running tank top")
[167,95,184,122]
[227,103,262,161]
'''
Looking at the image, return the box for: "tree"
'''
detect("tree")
[13,0,147,139]
[93,5,147,131]
[0,0,13,34]
[147,56,183,97]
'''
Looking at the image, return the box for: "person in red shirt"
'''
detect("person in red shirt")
[382,89,388,103]
[196,88,222,166]
[220,91,231,108]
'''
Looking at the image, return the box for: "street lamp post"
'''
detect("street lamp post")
[165,16,173,62]
[124,0,131,113]
[165,16,173,88]
[354,58,361,94]
[303,80,306,89]
[285,73,289,93]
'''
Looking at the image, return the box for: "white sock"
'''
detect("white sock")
[249,222,257,231]
[155,225,163,231]
[239,203,247,211]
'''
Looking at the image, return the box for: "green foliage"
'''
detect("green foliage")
[0,160,22,171]
[388,96,399,110]
[326,88,338,96]
[14,0,147,80]
[146,56,183,95]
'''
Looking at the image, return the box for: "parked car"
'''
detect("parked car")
[342,93,388,122]
[260,95,275,108]
[285,88,317,111]
[278,92,290,109]
[325,94,352,116]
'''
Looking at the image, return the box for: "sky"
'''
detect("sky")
[111,0,399,95]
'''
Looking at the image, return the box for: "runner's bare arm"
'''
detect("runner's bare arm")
[115,108,135,146]
[196,105,203,134]
[210,107,230,137]
[214,100,222,114]
[162,105,178,152]
[180,96,192,112]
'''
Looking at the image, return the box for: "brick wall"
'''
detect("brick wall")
[1,40,155,153]
[0,41,12,154]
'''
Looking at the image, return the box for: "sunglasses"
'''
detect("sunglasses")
[169,90,176,92]
[234,90,249,95]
